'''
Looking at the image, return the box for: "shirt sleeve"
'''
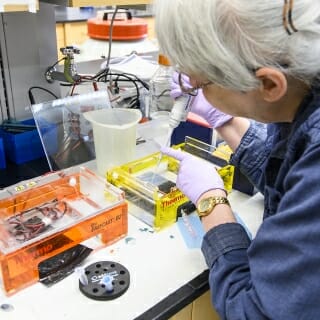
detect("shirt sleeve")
[202,134,320,319]
[230,121,270,193]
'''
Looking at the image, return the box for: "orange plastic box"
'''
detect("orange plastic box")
[0,166,127,296]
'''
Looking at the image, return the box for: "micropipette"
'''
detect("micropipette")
[151,95,195,183]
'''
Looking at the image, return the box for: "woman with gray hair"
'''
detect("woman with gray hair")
[156,0,320,319]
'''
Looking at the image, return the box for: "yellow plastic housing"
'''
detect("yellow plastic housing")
[107,151,188,230]
[107,139,234,231]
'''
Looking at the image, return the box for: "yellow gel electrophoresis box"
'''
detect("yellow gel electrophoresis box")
[107,137,235,231]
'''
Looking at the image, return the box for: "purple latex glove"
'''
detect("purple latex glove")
[170,72,233,128]
[161,147,225,204]
[171,72,192,99]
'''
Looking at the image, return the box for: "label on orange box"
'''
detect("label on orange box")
[7,234,73,278]
[6,207,127,279]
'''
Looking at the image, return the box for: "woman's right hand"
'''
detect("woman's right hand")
[161,147,226,204]
[171,72,233,128]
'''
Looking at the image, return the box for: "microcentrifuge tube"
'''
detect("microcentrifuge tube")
[100,275,114,292]
[75,267,88,286]
[69,177,77,187]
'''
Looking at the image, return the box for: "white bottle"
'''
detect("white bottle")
[149,54,174,119]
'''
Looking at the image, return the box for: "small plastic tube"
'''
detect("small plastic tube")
[42,216,52,227]
[69,177,77,187]
[100,275,114,292]
[75,267,88,286]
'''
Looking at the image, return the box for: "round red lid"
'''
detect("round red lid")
[87,12,148,41]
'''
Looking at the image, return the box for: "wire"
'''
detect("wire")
[98,72,142,91]
[114,71,149,91]
[28,86,59,105]
[106,72,140,104]
[104,7,119,71]
[96,69,149,90]
[49,57,66,69]
[8,199,68,242]
[153,88,171,99]
[93,70,152,110]
[70,81,79,96]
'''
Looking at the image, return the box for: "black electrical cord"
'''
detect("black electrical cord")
[114,71,149,91]
[98,69,149,90]
[95,69,152,110]
[28,86,59,105]
[48,57,66,70]
[102,72,140,102]
[127,97,140,109]
[99,71,147,94]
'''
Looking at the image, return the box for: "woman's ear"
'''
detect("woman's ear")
[255,67,287,102]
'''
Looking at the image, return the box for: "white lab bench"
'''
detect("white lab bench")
[0,184,263,319]
[0,123,263,319]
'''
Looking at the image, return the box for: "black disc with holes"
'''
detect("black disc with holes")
[79,261,130,300]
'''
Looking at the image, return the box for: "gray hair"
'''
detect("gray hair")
[154,0,320,91]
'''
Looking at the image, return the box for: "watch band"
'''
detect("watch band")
[196,196,230,218]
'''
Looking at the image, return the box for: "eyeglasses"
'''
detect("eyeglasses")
[283,0,298,35]
[178,72,212,96]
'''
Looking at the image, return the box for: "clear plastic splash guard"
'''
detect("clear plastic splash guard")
[30,91,111,170]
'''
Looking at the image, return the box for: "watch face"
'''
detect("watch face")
[197,196,229,217]
[198,198,212,213]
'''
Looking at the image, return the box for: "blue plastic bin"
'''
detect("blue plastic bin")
[0,137,6,169]
[0,119,57,165]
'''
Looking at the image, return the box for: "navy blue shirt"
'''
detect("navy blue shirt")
[201,85,320,319]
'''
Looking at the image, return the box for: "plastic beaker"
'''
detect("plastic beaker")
[83,108,142,176]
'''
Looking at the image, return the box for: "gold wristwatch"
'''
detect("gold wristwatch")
[196,196,230,218]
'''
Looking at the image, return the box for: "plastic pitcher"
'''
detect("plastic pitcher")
[84,108,142,176]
